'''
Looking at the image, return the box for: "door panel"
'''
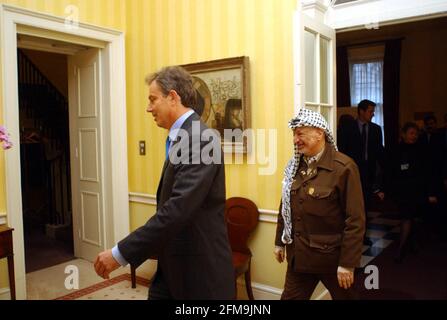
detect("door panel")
[295,8,337,136]
[81,191,101,245]
[68,48,104,262]
[79,129,99,182]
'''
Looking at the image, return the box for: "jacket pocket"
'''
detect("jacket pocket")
[307,186,333,199]
[304,186,339,217]
[308,233,342,252]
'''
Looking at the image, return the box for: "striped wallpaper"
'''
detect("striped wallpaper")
[0,0,297,290]
[126,0,296,211]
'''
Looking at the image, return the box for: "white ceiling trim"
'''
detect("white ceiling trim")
[326,0,447,31]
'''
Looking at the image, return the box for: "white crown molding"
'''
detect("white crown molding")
[327,0,447,31]
[129,193,279,224]
[330,0,376,9]
[1,4,122,37]
[302,0,329,13]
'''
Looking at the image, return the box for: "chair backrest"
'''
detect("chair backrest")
[225,197,259,255]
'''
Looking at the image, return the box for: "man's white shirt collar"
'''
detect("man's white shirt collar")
[168,109,195,142]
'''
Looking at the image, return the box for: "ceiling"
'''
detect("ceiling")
[337,16,447,46]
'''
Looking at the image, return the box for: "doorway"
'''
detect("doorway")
[17,35,108,268]
[1,4,130,299]
[335,16,447,299]
[18,48,74,273]
[336,16,447,145]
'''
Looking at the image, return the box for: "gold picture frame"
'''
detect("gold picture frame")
[181,56,251,153]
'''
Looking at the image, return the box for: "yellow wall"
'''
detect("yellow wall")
[0,0,296,292]
[0,260,7,290]
[399,23,447,127]
[125,0,295,290]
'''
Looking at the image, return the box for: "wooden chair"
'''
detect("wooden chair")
[225,197,259,300]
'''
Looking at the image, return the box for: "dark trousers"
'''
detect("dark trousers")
[358,162,372,211]
[281,268,358,300]
[148,269,172,300]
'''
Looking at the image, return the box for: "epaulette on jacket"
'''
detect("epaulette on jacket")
[333,151,352,167]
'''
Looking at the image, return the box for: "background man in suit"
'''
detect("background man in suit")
[419,114,439,147]
[94,66,235,300]
[274,109,365,300]
[441,114,447,189]
[419,114,447,240]
[337,100,385,244]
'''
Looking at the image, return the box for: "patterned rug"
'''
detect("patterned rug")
[55,274,150,300]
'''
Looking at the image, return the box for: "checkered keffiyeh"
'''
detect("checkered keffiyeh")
[280,108,337,245]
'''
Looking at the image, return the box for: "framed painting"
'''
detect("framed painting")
[181,56,250,153]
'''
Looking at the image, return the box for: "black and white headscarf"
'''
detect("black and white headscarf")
[280,108,337,244]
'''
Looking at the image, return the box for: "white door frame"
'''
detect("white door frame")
[0,4,130,299]
[294,1,337,132]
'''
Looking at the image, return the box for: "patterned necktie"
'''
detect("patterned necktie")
[165,136,171,160]
[361,123,367,160]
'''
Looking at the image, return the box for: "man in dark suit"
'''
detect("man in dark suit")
[94,66,235,299]
[338,100,385,210]
[441,114,447,183]
[419,114,447,238]
[337,100,384,245]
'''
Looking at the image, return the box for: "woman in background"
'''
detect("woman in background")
[388,122,435,262]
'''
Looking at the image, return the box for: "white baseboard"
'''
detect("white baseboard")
[237,280,330,300]
[0,287,11,300]
[0,212,6,225]
[237,280,282,300]
[128,193,279,223]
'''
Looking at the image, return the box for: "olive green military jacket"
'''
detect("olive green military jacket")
[275,146,366,273]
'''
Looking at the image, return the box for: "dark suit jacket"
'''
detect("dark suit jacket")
[338,120,384,192]
[439,128,447,179]
[419,129,447,193]
[118,113,235,299]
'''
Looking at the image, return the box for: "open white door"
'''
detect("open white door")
[68,48,105,262]
[293,1,338,300]
[294,0,337,136]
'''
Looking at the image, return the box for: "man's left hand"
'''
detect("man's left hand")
[94,249,120,279]
[337,266,354,289]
